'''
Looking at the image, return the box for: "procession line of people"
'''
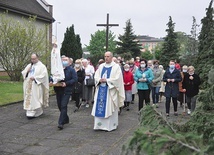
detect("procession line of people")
[22,52,201,131]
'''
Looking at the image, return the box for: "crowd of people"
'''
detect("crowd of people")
[22,52,201,131]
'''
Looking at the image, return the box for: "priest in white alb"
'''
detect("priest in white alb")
[21,53,49,118]
[91,51,125,131]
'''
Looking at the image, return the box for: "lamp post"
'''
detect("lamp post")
[55,22,61,40]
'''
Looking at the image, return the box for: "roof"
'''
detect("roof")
[137,35,164,43]
[0,0,54,23]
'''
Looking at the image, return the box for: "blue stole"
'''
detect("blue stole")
[95,66,112,117]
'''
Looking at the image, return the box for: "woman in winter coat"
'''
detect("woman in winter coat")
[123,64,134,111]
[182,66,201,114]
[151,60,163,108]
[72,59,85,112]
[129,59,138,104]
[134,59,154,111]
[163,60,182,116]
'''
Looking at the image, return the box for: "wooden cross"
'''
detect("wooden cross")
[97,13,119,51]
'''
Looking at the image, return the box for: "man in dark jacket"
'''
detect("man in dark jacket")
[54,56,77,130]
[182,66,201,114]
[163,60,182,116]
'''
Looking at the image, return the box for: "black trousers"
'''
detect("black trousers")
[138,89,150,111]
[72,93,80,107]
[165,97,178,114]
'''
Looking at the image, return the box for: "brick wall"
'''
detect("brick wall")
[0,71,8,76]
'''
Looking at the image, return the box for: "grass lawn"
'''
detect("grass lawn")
[0,80,23,106]
[0,75,55,106]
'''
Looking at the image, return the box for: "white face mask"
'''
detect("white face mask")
[75,64,80,68]
[124,68,129,72]
[141,64,146,68]
[183,69,187,73]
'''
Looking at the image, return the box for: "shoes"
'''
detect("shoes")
[126,106,130,111]
[187,109,191,115]
[131,101,134,104]
[78,102,82,108]
[166,113,169,117]
[122,105,127,109]
[74,102,82,112]
[27,116,35,120]
[74,107,78,113]
[74,109,78,113]
[81,102,86,106]
[58,124,63,130]
[86,104,89,108]
[64,119,69,124]
[152,104,155,106]
[174,112,178,116]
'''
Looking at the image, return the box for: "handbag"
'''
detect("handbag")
[86,77,95,86]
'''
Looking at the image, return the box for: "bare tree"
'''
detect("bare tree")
[0,13,46,81]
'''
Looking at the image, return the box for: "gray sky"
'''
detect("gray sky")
[48,0,212,48]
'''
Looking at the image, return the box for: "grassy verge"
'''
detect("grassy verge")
[0,81,23,106]
[0,75,55,106]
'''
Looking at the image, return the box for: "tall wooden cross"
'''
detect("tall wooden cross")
[97,13,119,51]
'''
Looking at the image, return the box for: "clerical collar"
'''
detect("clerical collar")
[104,61,114,67]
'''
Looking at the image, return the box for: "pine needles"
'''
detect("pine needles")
[122,68,214,155]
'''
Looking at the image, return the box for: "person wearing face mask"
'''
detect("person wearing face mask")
[82,59,95,108]
[178,65,188,108]
[147,60,153,69]
[163,60,182,117]
[182,66,201,115]
[123,64,134,111]
[151,60,163,108]
[134,59,154,112]
[72,59,85,112]
[134,56,140,67]
[129,59,138,104]
[54,56,77,130]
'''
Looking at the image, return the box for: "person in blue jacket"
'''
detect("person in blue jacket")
[54,56,77,130]
[134,59,154,111]
[163,60,182,117]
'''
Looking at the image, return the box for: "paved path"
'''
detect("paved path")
[0,95,190,155]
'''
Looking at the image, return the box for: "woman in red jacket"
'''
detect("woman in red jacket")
[123,64,134,111]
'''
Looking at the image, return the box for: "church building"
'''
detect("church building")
[0,0,54,72]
